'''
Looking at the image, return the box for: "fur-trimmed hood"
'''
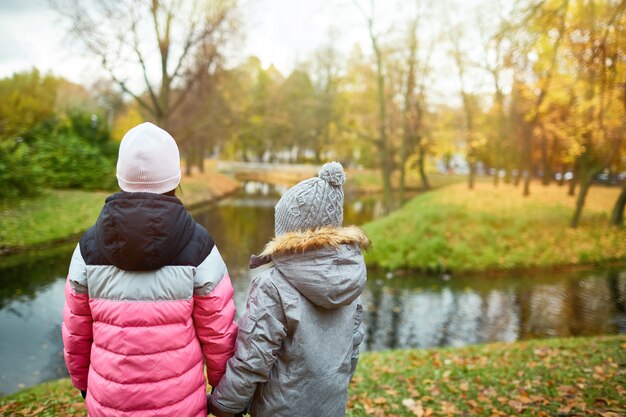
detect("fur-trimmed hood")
[260,226,370,257]
[252,226,369,309]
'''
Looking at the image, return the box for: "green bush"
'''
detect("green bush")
[0,110,119,195]
[34,128,117,190]
[0,139,44,198]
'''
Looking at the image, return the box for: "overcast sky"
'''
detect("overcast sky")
[0,0,499,103]
[0,0,363,80]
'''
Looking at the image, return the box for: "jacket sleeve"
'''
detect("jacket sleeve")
[350,300,365,380]
[210,272,288,414]
[192,246,238,387]
[62,244,93,391]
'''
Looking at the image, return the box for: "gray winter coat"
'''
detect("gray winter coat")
[211,226,370,417]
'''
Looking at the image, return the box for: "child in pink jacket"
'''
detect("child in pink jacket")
[62,122,238,417]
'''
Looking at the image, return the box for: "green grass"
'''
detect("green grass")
[347,335,625,417]
[363,182,626,273]
[347,171,465,194]
[1,336,623,416]
[0,189,108,249]
[0,171,239,252]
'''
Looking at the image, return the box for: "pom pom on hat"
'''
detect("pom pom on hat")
[318,161,346,187]
[274,161,346,236]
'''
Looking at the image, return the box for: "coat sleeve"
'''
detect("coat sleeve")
[192,246,238,387]
[210,271,288,414]
[62,244,93,391]
[350,300,365,380]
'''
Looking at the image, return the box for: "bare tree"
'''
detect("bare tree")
[354,0,395,211]
[447,22,478,190]
[53,0,238,131]
[399,0,433,202]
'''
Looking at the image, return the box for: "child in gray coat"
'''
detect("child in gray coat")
[208,162,369,417]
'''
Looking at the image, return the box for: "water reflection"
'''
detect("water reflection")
[360,271,624,351]
[0,184,624,395]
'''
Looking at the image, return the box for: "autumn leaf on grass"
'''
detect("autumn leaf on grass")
[440,401,459,415]
[507,399,524,413]
[402,399,425,417]
[598,412,623,417]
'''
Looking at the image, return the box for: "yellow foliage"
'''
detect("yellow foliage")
[111,104,144,142]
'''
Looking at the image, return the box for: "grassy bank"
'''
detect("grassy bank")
[1,336,623,416]
[0,171,239,254]
[364,182,626,273]
[229,164,463,194]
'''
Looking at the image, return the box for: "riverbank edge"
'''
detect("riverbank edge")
[1,335,623,416]
[229,168,464,195]
[367,259,626,278]
[0,172,241,257]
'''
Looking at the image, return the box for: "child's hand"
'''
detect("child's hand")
[208,405,236,417]
[207,395,237,417]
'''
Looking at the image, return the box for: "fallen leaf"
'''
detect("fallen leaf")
[402,398,425,417]
[508,400,524,412]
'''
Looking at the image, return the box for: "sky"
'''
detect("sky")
[0,0,87,80]
[0,0,499,104]
[0,0,364,82]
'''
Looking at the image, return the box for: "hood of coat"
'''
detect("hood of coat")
[258,226,370,309]
[95,192,195,271]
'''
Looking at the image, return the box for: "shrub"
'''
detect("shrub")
[0,139,44,198]
[33,129,117,191]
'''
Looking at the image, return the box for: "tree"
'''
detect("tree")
[399,0,433,202]
[0,69,59,141]
[355,0,395,211]
[310,42,343,163]
[446,8,484,190]
[278,69,317,162]
[54,0,239,130]
[563,0,625,227]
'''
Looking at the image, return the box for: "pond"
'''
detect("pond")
[0,183,624,396]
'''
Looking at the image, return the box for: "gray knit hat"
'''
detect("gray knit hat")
[274,162,346,236]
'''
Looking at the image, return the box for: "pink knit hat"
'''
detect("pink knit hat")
[116,122,181,194]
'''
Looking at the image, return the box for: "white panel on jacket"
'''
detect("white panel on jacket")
[194,245,228,296]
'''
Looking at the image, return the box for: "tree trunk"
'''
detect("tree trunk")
[504,167,512,184]
[379,141,394,211]
[568,178,577,196]
[493,169,500,187]
[369,19,393,211]
[570,174,592,228]
[523,170,531,197]
[522,123,533,196]
[400,20,418,204]
[540,127,551,186]
[468,162,476,190]
[610,183,626,226]
[513,170,521,187]
[399,163,406,203]
[185,148,192,176]
[568,164,577,196]
[418,145,430,190]
[198,146,205,173]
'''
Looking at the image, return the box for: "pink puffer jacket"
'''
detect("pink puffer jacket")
[62,192,238,416]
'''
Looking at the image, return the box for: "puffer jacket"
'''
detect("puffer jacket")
[62,192,238,417]
[211,226,369,417]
